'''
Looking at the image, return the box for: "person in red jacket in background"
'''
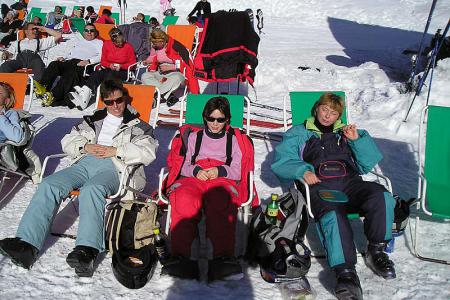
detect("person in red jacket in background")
[95,9,115,24]
[69,28,136,110]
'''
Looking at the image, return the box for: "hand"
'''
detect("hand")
[77,60,90,66]
[84,144,117,158]
[2,51,11,61]
[342,124,359,141]
[141,60,149,66]
[196,169,210,181]
[159,64,173,73]
[110,63,120,71]
[205,167,219,180]
[57,57,65,61]
[303,170,321,185]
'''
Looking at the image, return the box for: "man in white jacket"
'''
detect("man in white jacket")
[0,79,158,277]
[33,23,103,107]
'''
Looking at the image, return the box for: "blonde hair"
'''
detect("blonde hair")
[316,93,344,117]
[150,29,168,43]
[0,82,16,110]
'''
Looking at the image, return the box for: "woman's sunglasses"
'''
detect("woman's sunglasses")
[204,116,227,123]
[103,97,125,106]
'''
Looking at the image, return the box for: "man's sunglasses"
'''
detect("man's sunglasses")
[204,116,227,123]
[84,28,96,33]
[103,97,125,106]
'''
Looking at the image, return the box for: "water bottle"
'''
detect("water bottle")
[266,194,279,225]
[153,228,169,263]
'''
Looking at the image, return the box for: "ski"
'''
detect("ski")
[249,100,291,114]
[165,109,287,128]
[51,232,77,240]
[156,120,283,142]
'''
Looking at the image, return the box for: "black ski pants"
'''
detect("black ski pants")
[0,51,45,81]
[85,69,128,92]
[310,176,395,269]
[40,59,85,105]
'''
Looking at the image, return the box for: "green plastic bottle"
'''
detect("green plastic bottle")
[267,193,279,225]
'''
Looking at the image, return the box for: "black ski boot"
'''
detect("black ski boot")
[208,256,243,282]
[66,245,99,277]
[166,93,179,107]
[0,237,38,269]
[365,242,396,279]
[334,268,363,300]
[161,256,199,280]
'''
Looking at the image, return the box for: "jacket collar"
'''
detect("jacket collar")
[305,116,345,134]
[84,105,139,126]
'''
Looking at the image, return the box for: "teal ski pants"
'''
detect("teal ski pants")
[16,155,119,252]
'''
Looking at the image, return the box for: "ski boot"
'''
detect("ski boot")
[208,256,243,282]
[161,256,199,280]
[0,237,38,270]
[66,245,99,277]
[334,268,363,300]
[365,242,396,279]
[41,91,55,107]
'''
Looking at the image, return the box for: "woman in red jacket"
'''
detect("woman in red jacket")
[69,28,136,110]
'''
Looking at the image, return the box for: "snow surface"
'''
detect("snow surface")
[1,0,450,299]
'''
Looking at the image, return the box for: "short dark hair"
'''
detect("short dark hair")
[86,6,94,13]
[100,79,129,101]
[202,97,231,123]
[149,17,158,24]
[102,9,112,16]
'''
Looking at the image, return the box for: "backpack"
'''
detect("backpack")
[0,110,41,184]
[105,200,160,289]
[246,188,311,282]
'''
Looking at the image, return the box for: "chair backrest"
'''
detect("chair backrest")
[144,15,150,23]
[95,23,115,41]
[97,84,155,124]
[289,91,347,127]
[26,7,42,21]
[185,94,245,128]
[0,73,28,110]
[71,18,86,33]
[98,5,113,16]
[167,25,196,52]
[162,15,179,26]
[422,105,450,218]
[16,9,26,21]
[111,12,120,25]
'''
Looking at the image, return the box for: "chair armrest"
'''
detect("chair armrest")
[83,63,100,77]
[158,167,169,204]
[297,178,315,219]
[240,171,254,208]
[40,153,69,183]
[108,163,141,199]
[369,170,393,194]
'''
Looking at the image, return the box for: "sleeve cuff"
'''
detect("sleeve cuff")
[193,165,202,177]
[217,166,227,177]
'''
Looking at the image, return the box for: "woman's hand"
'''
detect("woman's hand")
[205,167,219,180]
[303,170,321,185]
[342,124,359,141]
[196,169,210,181]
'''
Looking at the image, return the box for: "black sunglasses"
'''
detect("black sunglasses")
[84,28,96,33]
[204,116,227,123]
[103,96,125,106]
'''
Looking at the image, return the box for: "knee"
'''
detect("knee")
[79,182,108,197]
[170,186,202,218]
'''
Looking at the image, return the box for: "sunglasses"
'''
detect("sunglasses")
[111,32,122,39]
[204,116,227,123]
[84,28,96,33]
[103,96,125,106]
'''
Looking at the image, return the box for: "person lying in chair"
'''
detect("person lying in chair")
[0,79,158,277]
[271,93,396,300]
[0,23,62,82]
[141,29,198,107]
[33,23,103,107]
[163,97,255,281]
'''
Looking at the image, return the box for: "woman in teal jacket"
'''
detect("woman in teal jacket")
[272,93,396,300]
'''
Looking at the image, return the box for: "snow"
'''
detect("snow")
[1,0,450,299]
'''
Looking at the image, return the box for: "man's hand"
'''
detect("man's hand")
[110,63,120,71]
[342,124,359,141]
[56,57,65,61]
[84,144,117,158]
[1,51,12,61]
[77,60,90,66]
[196,169,210,181]
[205,167,219,180]
[303,170,321,185]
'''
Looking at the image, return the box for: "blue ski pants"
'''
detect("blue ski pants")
[16,155,119,252]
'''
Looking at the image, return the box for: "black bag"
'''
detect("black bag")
[105,200,160,289]
[246,189,311,282]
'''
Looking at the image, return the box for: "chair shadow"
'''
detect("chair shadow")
[326,17,434,81]
[0,175,27,210]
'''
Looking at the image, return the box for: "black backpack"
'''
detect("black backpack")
[105,200,160,289]
[246,189,311,282]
